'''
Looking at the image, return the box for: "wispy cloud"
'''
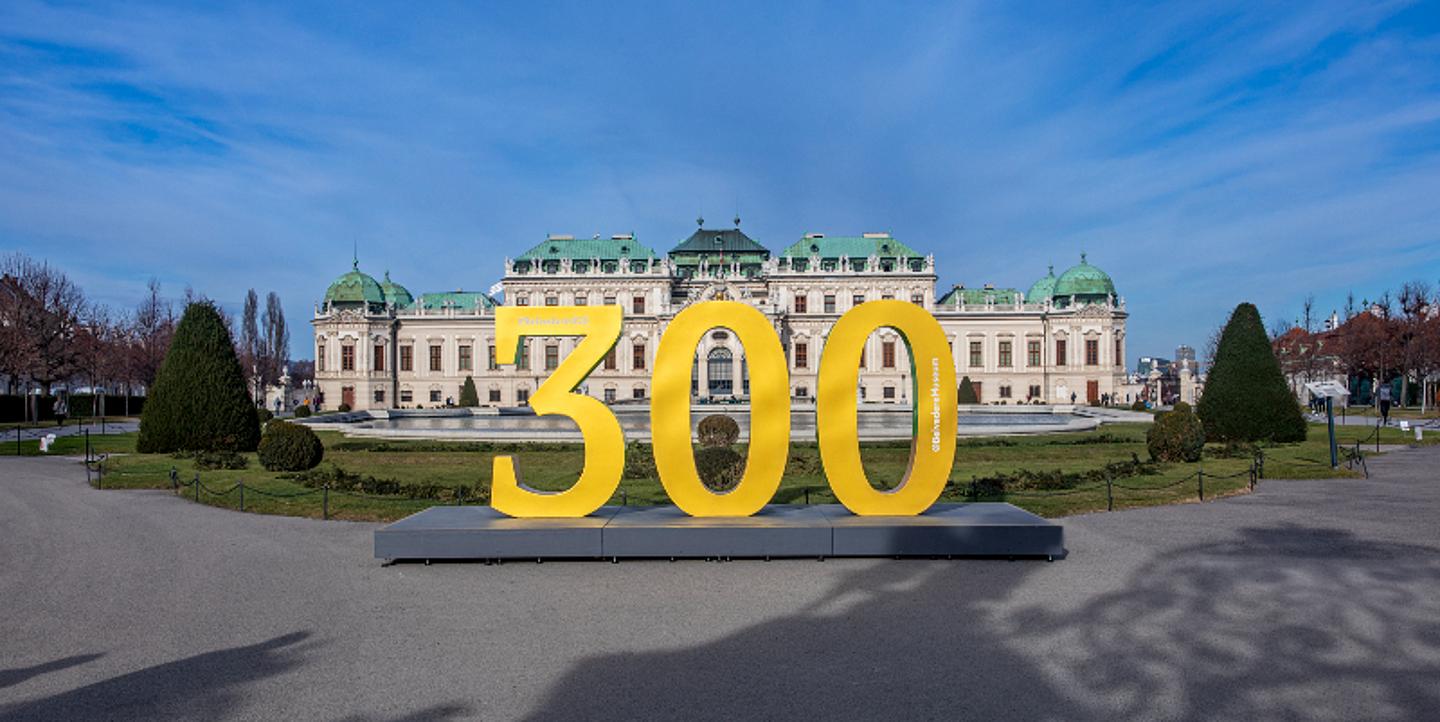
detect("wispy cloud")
[0,0,1437,358]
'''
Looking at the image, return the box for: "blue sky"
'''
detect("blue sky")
[2,1,1439,362]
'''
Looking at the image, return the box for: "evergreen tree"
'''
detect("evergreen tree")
[1197,302,1307,442]
[958,375,979,404]
[137,301,261,452]
[458,375,479,407]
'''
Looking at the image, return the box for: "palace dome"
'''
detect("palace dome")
[379,271,414,308]
[1052,253,1116,303]
[324,261,385,306]
[1025,265,1058,302]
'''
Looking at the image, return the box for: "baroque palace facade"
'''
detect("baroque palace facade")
[312,224,1128,410]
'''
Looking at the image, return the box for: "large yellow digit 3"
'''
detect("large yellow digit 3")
[651,301,790,516]
[491,305,623,517]
[817,300,957,515]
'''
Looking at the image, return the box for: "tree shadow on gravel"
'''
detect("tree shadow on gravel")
[524,524,1440,720]
[0,653,104,690]
[0,631,317,721]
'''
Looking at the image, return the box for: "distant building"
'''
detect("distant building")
[311,223,1131,410]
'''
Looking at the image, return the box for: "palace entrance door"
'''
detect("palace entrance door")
[1086,380,1099,404]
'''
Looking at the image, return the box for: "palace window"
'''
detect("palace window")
[1085,339,1099,366]
[632,341,646,370]
[603,295,616,306]
[429,344,442,372]
[860,344,867,369]
[969,341,982,368]
[998,341,1013,368]
[973,381,982,401]
[574,295,588,306]
[793,295,807,313]
[824,294,836,313]
[400,345,413,372]
[883,385,896,400]
[1028,384,1042,400]
[545,344,559,371]
[458,344,473,371]
[545,296,558,307]
[488,388,501,403]
[517,342,530,371]
[374,388,385,403]
[517,388,529,404]
[795,386,808,398]
[373,344,385,372]
[1055,339,1067,367]
[1027,340,1041,367]
[632,386,645,399]
[1115,338,1124,367]
[604,346,617,370]
[999,385,1012,399]
[487,345,498,370]
[400,389,413,403]
[430,389,442,403]
[604,388,616,404]
[911,293,924,306]
[341,344,355,371]
[881,293,894,300]
[515,294,529,306]
[852,294,865,308]
[882,340,896,369]
[795,342,808,369]
[632,296,645,314]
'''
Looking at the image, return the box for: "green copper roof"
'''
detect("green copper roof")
[1052,253,1116,300]
[670,228,769,257]
[781,234,920,260]
[380,271,414,308]
[1025,265,1058,302]
[412,291,496,311]
[516,236,658,262]
[937,286,1021,306]
[324,261,385,306]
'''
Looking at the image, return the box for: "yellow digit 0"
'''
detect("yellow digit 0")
[817,300,957,515]
[491,305,624,517]
[651,301,790,516]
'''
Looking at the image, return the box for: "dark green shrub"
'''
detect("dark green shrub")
[623,440,656,479]
[697,415,740,448]
[1172,401,1191,414]
[137,302,260,453]
[284,463,477,502]
[1131,399,1147,412]
[1147,407,1206,462]
[257,408,274,424]
[293,404,312,418]
[337,402,352,413]
[958,376,979,404]
[1197,303,1307,442]
[194,450,249,470]
[257,420,325,471]
[695,446,744,491]
[458,376,479,407]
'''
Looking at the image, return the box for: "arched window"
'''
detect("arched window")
[707,347,734,396]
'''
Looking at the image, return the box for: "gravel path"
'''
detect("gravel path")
[2,448,1438,720]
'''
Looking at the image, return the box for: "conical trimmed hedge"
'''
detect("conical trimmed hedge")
[1197,302,1306,443]
[138,302,260,452]
[958,375,979,405]
[458,376,479,407]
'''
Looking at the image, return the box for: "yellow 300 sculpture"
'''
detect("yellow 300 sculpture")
[491,300,957,519]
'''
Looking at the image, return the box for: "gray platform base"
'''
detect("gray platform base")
[375,503,1064,561]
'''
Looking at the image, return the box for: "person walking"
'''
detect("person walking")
[1378,383,1393,426]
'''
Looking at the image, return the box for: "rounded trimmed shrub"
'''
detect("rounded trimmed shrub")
[337,402,352,413]
[293,404,312,418]
[137,302,260,453]
[1197,303,1307,442]
[1171,401,1191,415]
[695,446,744,491]
[257,408,274,424]
[257,420,325,472]
[697,415,740,448]
[1147,407,1205,462]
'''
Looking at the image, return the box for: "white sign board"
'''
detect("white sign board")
[1304,381,1350,400]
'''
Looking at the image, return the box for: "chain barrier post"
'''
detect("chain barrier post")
[323,485,329,520]
[85,429,90,463]
[1198,467,1205,501]
[194,473,200,502]
[96,457,102,489]
[239,480,245,512]
[170,466,178,491]
[14,426,19,455]
[804,487,809,505]
[1106,474,1114,511]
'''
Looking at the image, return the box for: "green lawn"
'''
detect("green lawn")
[57,421,1433,522]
